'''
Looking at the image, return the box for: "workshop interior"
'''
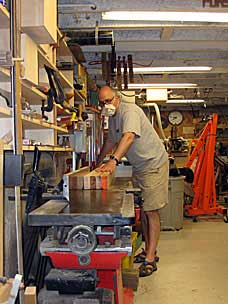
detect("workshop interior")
[1,0,228,303]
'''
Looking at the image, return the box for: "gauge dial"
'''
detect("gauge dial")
[168,111,184,126]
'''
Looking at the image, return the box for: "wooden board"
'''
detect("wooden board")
[63,167,115,199]
[122,268,139,291]
[21,33,38,85]
[84,170,114,190]
[0,282,11,303]
[24,286,37,304]
[64,167,90,191]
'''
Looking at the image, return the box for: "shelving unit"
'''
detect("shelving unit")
[38,48,74,89]
[0,106,68,133]
[21,82,46,105]
[21,114,68,133]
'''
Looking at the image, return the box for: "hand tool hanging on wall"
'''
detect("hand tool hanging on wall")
[117,56,122,91]
[42,65,88,122]
[123,56,128,90]
[128,55,134,84]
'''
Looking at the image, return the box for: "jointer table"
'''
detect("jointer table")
[28,178,137,304]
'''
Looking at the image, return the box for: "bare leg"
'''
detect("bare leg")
[140,209,149,251]
[145,210,160,262]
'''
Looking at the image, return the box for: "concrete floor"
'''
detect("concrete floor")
[134,218,228,304]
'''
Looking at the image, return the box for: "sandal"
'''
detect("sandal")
[134,248,160,263]
[134,249,146,263]
[139,260,157,277]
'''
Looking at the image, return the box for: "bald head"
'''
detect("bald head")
[98,86,115,101]
[98,86,120,110]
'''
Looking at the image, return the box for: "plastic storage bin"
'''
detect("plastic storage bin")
[160,176,185,231]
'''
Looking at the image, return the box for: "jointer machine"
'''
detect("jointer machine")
[28,170,138,304]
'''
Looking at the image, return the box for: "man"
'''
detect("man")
[97,86,169,277]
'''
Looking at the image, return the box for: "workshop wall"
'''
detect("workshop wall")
[154,110,201,139]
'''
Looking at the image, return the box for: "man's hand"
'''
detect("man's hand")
[96,159,116,173]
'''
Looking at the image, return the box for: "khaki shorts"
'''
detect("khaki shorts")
[132,161,169,211]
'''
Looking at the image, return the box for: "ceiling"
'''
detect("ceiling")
[58,0,228,107]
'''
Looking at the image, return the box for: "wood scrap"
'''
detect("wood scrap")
[24,286,37,304]
[122,268,139,291]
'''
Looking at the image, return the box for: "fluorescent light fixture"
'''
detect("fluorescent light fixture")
[125,83,198,89]
[166,99,205,104]
[116,66,212,74]
[102,11,228,23]
[132,66,212,74]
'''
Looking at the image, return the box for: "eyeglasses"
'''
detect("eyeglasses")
[99,95,115,106]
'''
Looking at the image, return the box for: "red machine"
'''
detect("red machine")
[47,251,133,304]
[28,190,135,304]
[185,113,228,220]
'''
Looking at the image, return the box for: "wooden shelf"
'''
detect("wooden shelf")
[55,104,71,116]
[0,67,10,82]
[4,144,72,152]
[0,70,47,105]
[0,107,68,133]
[0,106,11,118]
[21,82,46,105]
[21,114,68,133]
[0,4,9,29]
[75,88,86,103]
[38,47,56,69]
[57,27,77,64]
[59,70,74,89]
[38,48,74,90]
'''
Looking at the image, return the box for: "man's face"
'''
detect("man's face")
[99,88,119,116]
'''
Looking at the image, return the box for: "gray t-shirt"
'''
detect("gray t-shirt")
[108,102,168,172]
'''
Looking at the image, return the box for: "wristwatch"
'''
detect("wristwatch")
[110,155,119,166]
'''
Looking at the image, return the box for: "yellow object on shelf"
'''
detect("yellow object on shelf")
[122,232,138,269]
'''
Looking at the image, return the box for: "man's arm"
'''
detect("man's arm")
[97,132,135,173]
[113,132,135,161]
[96,139,116,166]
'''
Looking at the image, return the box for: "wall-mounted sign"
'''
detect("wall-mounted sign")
[202,0,228,7]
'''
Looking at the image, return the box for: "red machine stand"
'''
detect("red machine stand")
[46,251,134,304]
[185,113,228,221]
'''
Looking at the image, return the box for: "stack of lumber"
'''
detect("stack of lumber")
[63,167,115,191]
